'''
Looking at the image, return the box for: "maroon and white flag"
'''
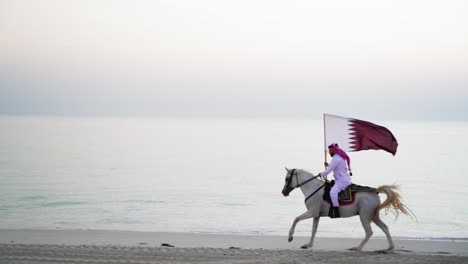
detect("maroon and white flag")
[324,114,398,155]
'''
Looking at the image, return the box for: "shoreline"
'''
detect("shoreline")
[2,228,467,242]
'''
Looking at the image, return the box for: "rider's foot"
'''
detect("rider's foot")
[329,206,340,218]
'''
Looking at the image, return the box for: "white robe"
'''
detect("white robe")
[321,154,352,207]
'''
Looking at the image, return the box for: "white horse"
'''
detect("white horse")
[281,168,415,252]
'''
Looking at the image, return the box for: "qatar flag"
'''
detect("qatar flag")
[324,114,398,155]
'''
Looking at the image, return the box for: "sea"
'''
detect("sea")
[0,115,467,241]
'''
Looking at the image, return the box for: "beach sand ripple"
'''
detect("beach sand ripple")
[1,243,467,264]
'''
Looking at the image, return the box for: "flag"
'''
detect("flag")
[324,114,398,155]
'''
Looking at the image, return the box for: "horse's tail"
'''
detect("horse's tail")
[375,185,416,220]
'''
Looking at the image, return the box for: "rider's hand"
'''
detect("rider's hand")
[319,173,326,181]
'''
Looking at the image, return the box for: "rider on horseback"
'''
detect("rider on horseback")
[319,143,352,218]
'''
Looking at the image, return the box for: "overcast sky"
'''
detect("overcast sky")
[1,0,467,120]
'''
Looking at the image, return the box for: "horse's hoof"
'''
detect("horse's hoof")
[348,247,360,251]
[300,244,311,249]
[288,237,293,242]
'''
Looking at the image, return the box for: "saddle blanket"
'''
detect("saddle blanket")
[323,181,377,205]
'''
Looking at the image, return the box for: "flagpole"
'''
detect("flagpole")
[323,113,327,168]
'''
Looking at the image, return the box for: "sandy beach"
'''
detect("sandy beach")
[1,229,467,263]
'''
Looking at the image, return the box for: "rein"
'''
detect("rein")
[304,182,327,203]
[288,169,327,203]
[296,175,319,188]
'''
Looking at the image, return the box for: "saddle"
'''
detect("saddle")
[323,180,377,204]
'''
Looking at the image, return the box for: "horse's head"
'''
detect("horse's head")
[282,167,297,197]
[282,167,322,197]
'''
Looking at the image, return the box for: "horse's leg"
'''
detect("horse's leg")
[288,210,314,243]
[350,213,373,251]
[301,216,320,249]
[372,216,395,252]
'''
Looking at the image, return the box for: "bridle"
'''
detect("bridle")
[287,168,327,203]
[287,169,320,189]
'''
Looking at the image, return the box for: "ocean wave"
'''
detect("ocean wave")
[119,200,167,204]
[17,196,48,201]
[41,201,87,207]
